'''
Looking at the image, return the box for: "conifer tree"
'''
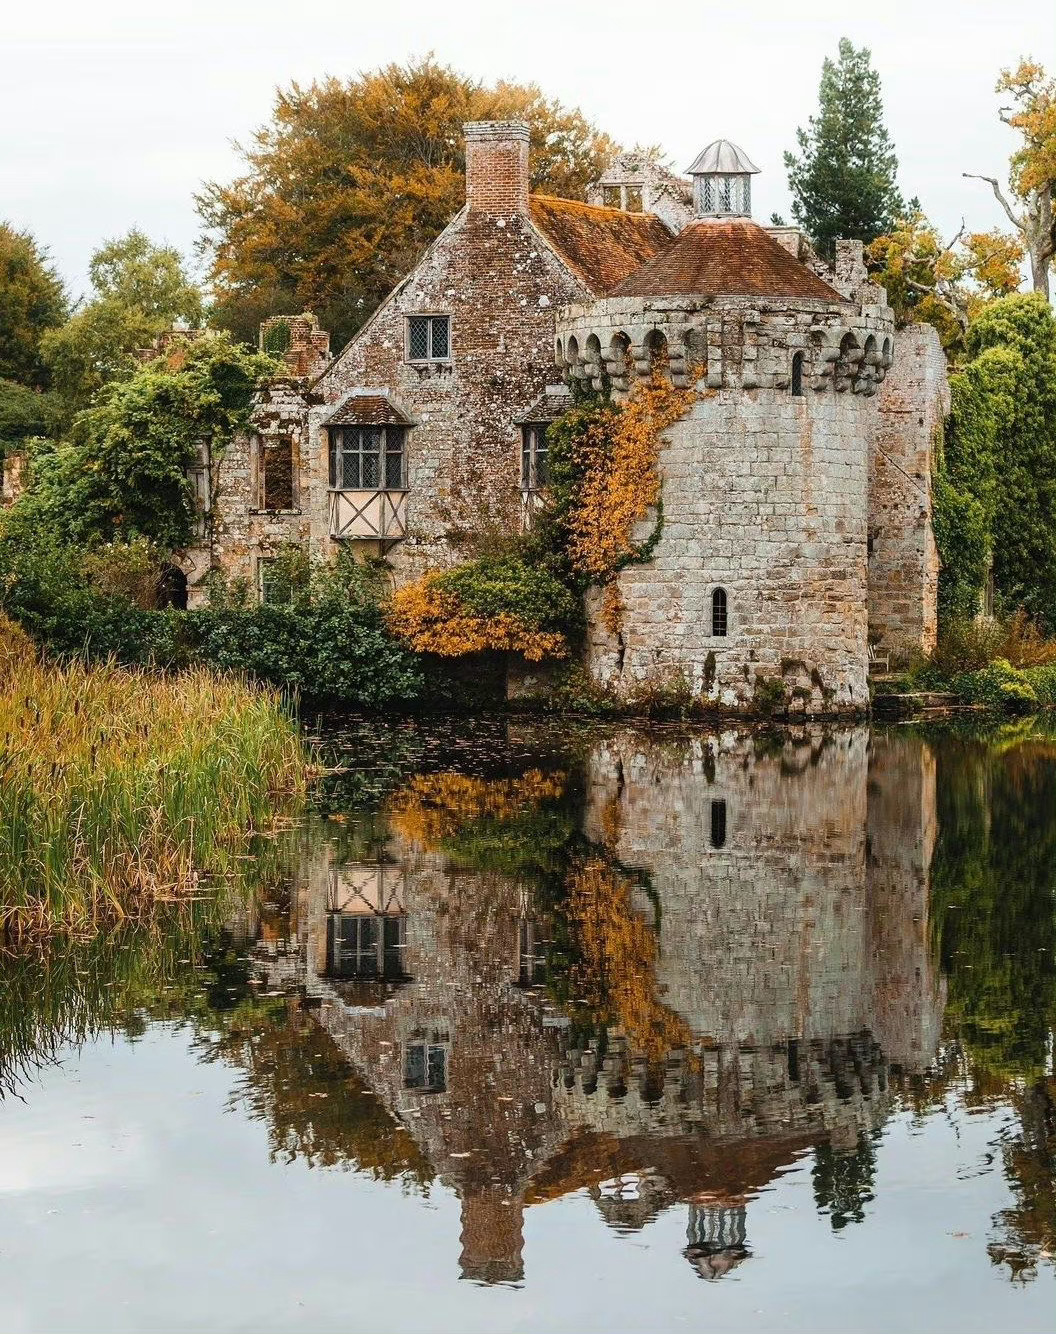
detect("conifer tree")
[784,39,905,258]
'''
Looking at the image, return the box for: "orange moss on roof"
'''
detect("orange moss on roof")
[612,219,847,302]
[530,195,673,296]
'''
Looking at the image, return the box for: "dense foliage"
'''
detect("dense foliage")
[0,223,67,389]
[783,38,905,259]
[8,334,276,551]
[40,230,204,416]
[196,56,618,346]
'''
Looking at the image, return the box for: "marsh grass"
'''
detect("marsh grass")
[0,647,307,944]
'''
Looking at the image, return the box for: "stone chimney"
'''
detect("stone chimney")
[464,121,530,216]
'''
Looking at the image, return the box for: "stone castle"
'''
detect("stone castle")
[245,725,944,1284]
[165,123,948,709]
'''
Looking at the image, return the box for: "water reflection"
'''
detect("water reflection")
[244,726,946,1287]
[2,719,1054,1311]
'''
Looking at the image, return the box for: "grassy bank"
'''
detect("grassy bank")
[0,619,308,944]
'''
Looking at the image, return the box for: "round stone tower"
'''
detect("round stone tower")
[555,141,894,714]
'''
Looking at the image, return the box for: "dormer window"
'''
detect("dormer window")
[407,315,450,363]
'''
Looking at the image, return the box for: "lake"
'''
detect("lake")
[1,717,1053,1333]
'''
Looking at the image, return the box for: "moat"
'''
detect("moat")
[1,717,1053,1333]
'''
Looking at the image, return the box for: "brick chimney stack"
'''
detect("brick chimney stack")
[464,121,530,216]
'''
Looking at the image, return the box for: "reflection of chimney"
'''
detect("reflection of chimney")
[459,1189,525,1284]
[464,121,530,216]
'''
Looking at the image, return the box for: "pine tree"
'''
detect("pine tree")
[785,39,905,259]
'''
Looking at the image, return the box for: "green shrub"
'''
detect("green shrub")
[951,659,1038,713]
[1022,664,1056,707]
[437,552,583,639]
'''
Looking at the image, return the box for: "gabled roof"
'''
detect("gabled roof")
[611,219,847,302]
[321,389,416,427]
[529,195,673,296]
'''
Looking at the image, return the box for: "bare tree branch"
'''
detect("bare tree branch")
[963,172,1025,233]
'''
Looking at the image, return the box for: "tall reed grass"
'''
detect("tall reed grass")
[0,620,308,943]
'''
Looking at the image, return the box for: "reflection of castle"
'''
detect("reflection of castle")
[253,727,944,1285]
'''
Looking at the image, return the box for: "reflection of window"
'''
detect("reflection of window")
[405,1040,447,1092]
[328,426,405,490]
[327,914,407,980]
[518,918,547,987]
[257,435,295,510]
[710,799,727,849]
[407,315,450,362]
[520,422,549,490]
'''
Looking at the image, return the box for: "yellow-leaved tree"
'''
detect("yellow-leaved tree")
[196,56,619,347]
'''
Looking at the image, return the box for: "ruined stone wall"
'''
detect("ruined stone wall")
[869,323,947,654]
[311,127,584,585]
[180,377,315,607]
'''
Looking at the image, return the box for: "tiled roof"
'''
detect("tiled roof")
[612,219,847,302]
[530,195,673,296]
[322,391,415,427]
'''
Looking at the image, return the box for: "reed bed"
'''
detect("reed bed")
[0,638,308,944]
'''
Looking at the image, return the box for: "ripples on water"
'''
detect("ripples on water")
[0,719,1053,1333]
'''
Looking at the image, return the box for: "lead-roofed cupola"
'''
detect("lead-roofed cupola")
[686,139,760,219]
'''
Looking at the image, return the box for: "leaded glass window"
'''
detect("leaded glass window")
[328,426,406,490]
[520,422,549,490]
[407,315,450,362]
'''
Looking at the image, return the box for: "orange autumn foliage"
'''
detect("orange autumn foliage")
[388,577,568,661]
[565,375,695,585]
[566,856,694,1063]
[388,769,566,850]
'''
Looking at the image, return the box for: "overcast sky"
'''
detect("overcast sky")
[4,0,1049,302]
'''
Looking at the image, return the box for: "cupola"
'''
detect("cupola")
[686,140,760,218]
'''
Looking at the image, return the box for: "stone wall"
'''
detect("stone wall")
[311,123,584,585]
[869,323,947,654]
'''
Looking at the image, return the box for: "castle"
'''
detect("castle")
[175,122,948,711]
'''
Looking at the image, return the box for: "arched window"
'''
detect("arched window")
[791,351,804,397]
[711,587,728,637]
[710,799,727,849]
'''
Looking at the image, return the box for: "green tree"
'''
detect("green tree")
[0,224,67,388]
[41,230,203,415]
[784,38,905,259]
[197,56,619,346]
[13,334,274,551]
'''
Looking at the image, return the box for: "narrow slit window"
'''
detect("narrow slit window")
[791,352,805,397]
[712,587,728,637]
[407,315,450,362]
[710,799,727,849]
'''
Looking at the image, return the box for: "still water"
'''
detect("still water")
[1,719,1053,1333]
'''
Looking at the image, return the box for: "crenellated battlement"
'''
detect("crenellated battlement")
[555,293,894,396]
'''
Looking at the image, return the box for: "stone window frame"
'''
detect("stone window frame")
[520,421,550,491]
[600,183,644,213]
[405,313,452,364]
[791,351,805,397]
[328,424,407,491]
[256,554,282,606]
[252,432,299,513]
[711,587,729,638]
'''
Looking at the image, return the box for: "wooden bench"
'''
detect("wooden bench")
[868,643,890,674]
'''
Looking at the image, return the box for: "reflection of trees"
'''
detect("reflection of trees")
[812,1131,879,1230]
[930,725,1056,1281]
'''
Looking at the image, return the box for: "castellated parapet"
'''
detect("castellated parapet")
[556,279,895,712]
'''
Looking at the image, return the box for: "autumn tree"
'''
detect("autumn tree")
[41,229,203,415]
[784,38,905,258]
[197,56,619,347]
[868,211,1023,353]
[965,60,1056,299]
[0,224,67,388]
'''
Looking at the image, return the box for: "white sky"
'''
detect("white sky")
[4,0,1049,303]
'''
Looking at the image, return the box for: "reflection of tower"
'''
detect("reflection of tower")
[683,1201,751,1281]
[459,1189,525,1285]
